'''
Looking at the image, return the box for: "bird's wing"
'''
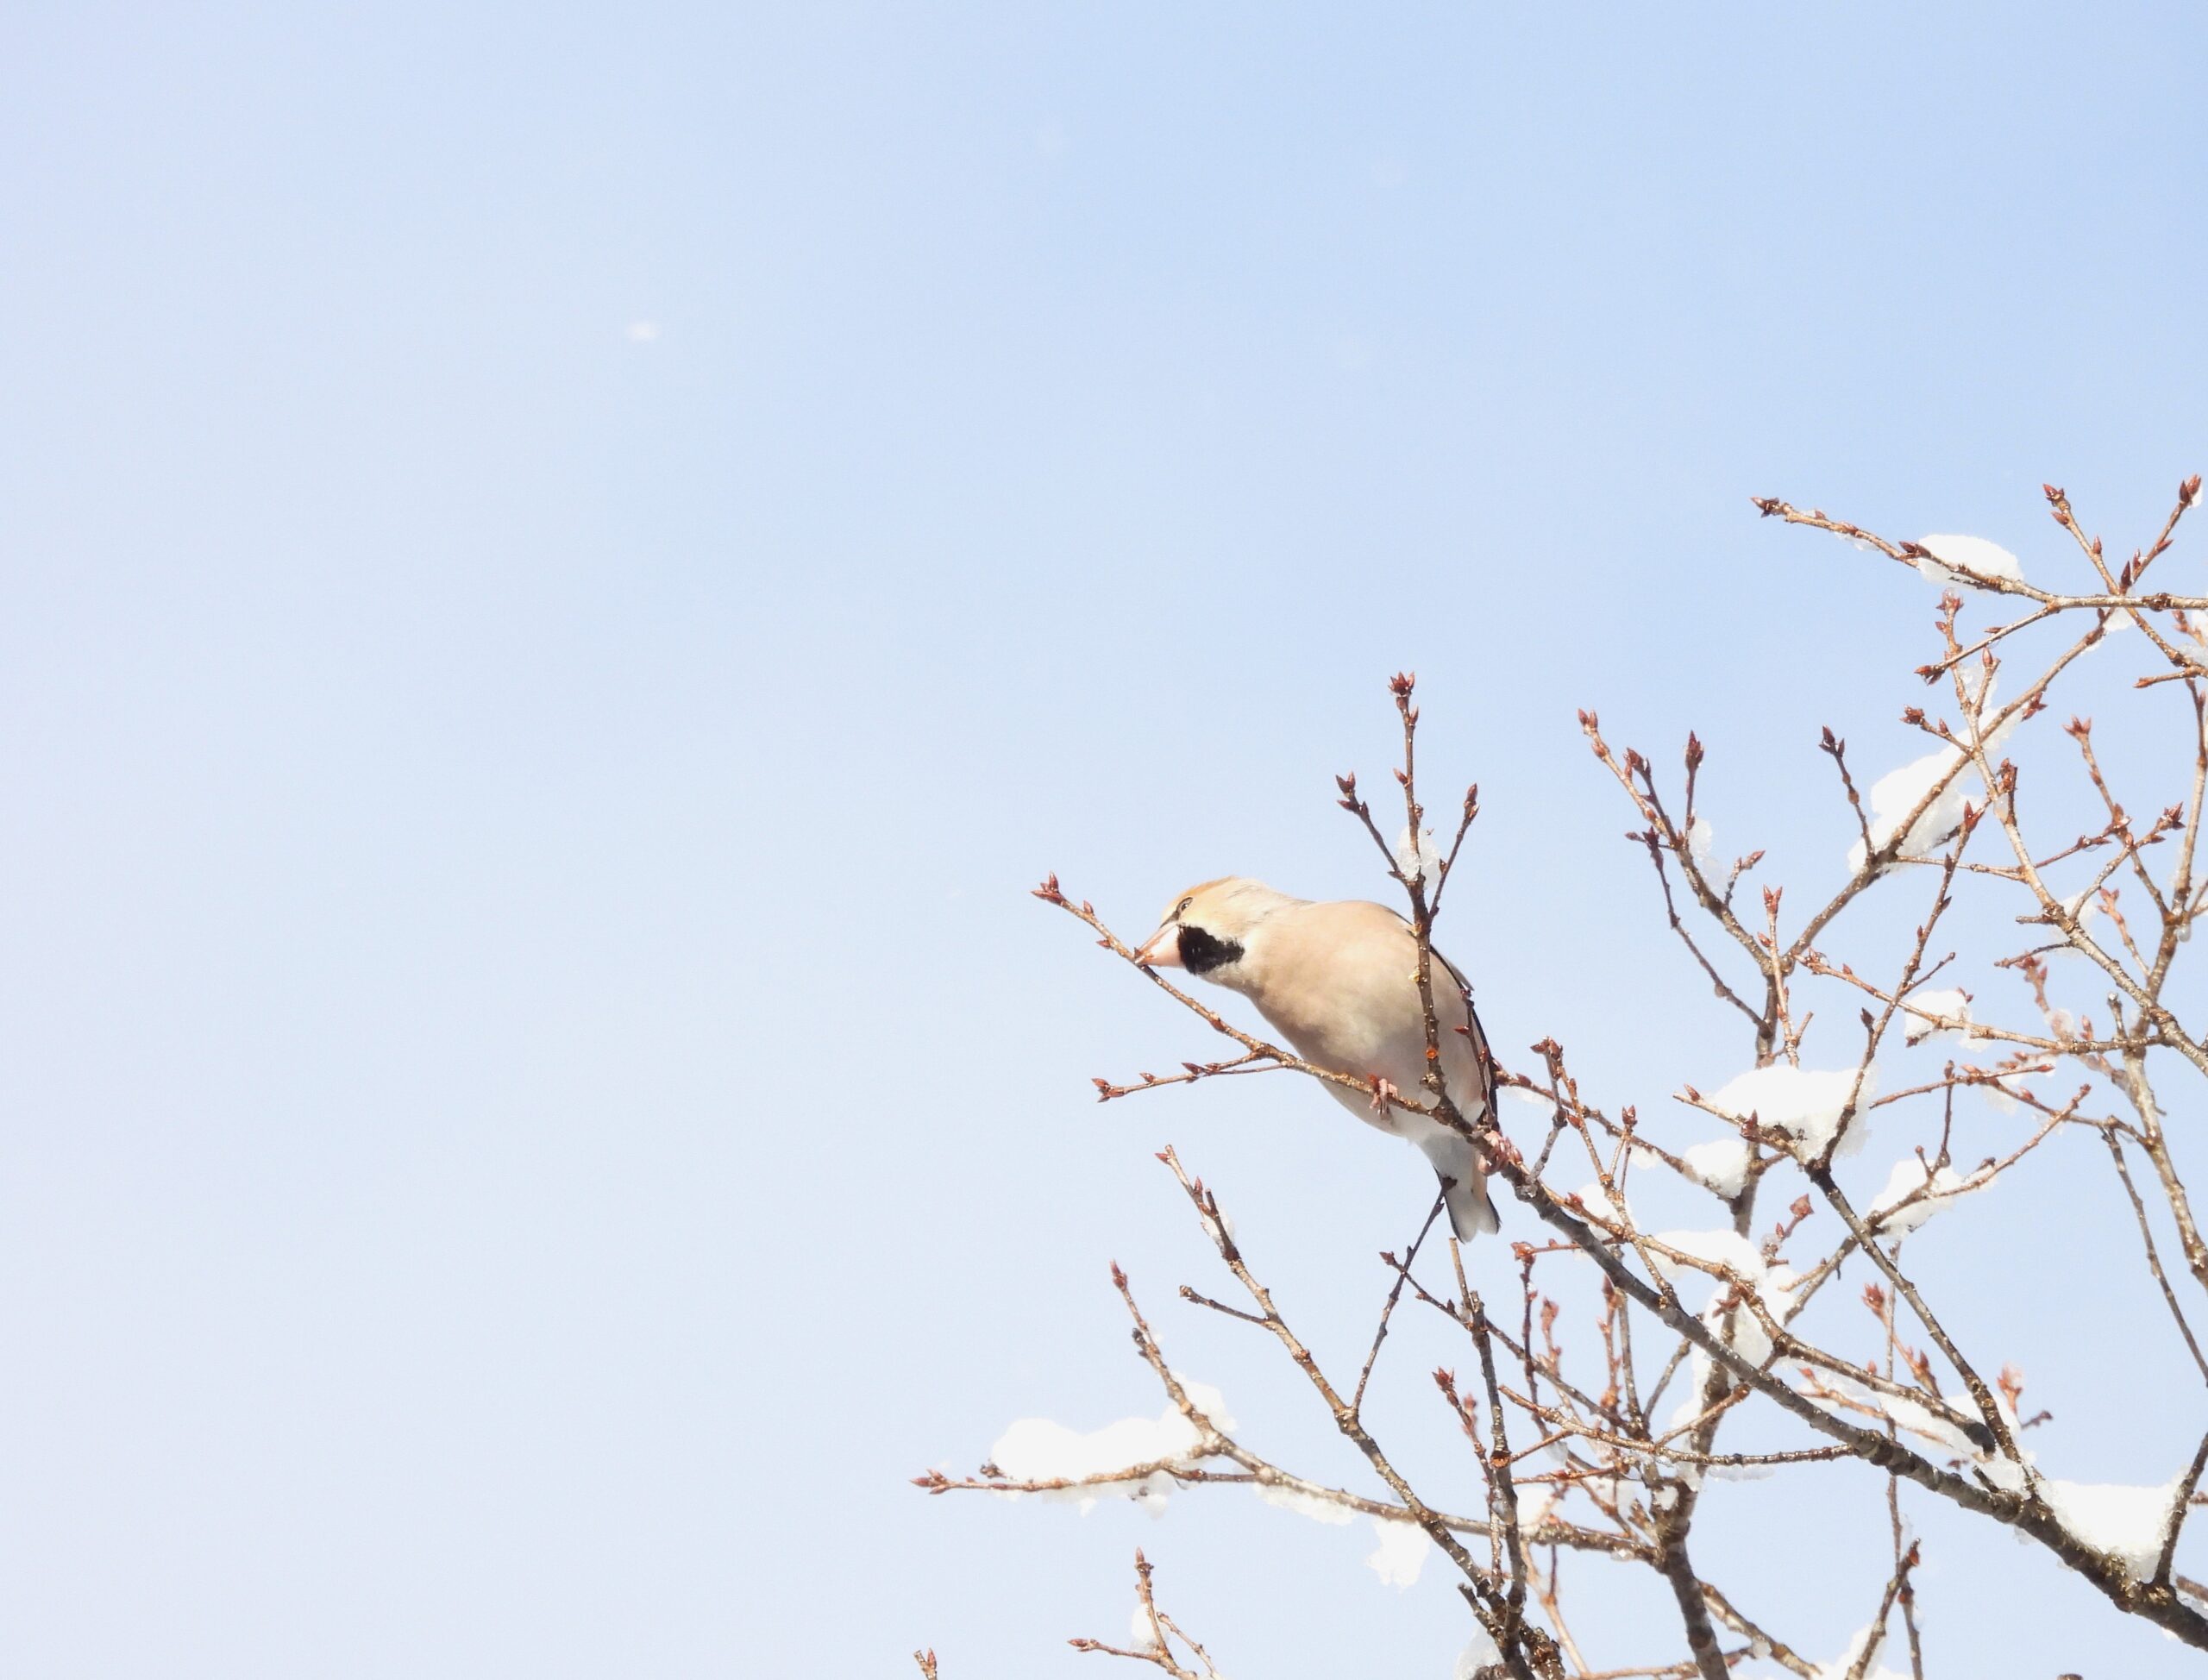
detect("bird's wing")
[1248,899,1496,1121]
[1365,900,1496,1123]
[1450,970,1498,1125]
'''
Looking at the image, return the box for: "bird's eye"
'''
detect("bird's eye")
[1175,897,1193,919]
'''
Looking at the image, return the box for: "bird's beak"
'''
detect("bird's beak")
[1133,924,1184,968]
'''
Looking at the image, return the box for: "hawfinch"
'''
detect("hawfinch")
[1133,877,1501,1241]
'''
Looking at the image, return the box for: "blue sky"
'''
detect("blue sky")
[4,3,2207,1676]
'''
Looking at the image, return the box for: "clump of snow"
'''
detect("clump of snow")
[1978,1062,2053,1116]
[1847,745,1976,873]
[1665,1350,1716,1432]
[2047,887,2105,962]
[1701,1065,1874,1161]
[1704,1457,1777,1483]
[1665,1244,1800,1414]
[1711,1263,1796,1365]
[1571,1179,1633,1228]
[1877,1390,1992,1463]
[1866,1156,1992,1236]
[1660,1236,1792,1369]
[988,1381,1232,1514]
[2041,1476,2187,1583]
[1367,1516,1431,1588]
[1650,1227,1769,1286]
[1396,824,1443,886]
[1514,1482,1557,1531]
[1127,1600,1162,1651]
[1811,1619,1908,1680]
[1687,815,1715,867]
[1915,533,2025,588]
[1679,1136,1754,1198]
[1847,673,2014,874]
[1799,1368,2017,1483]
[1904,987,1976,1045]
[1453,1628,1503,1678]
[1500,1084,1559,1119]
[1253,1482,1357,1526]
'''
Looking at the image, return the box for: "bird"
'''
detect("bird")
[1132,877,1501,1241]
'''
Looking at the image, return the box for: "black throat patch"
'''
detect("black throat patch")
[1177,924,1244,975]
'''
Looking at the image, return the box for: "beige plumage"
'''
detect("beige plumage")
[1133,877,1501,1240]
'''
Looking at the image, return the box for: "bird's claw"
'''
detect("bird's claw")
[1369,1076,1401,1113]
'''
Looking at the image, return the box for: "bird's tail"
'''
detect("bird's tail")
[1445,1170,1501,1242]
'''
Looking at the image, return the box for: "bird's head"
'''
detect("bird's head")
[1132,877,1287,980]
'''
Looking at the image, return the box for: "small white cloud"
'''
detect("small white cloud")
[624,320,662,344]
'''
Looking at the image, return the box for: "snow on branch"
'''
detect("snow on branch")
[925,478,2208,1677]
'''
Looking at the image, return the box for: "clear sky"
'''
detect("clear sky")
[4,4,2207,1676]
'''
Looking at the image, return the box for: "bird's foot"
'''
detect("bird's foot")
[1368,1076,1401,1113]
